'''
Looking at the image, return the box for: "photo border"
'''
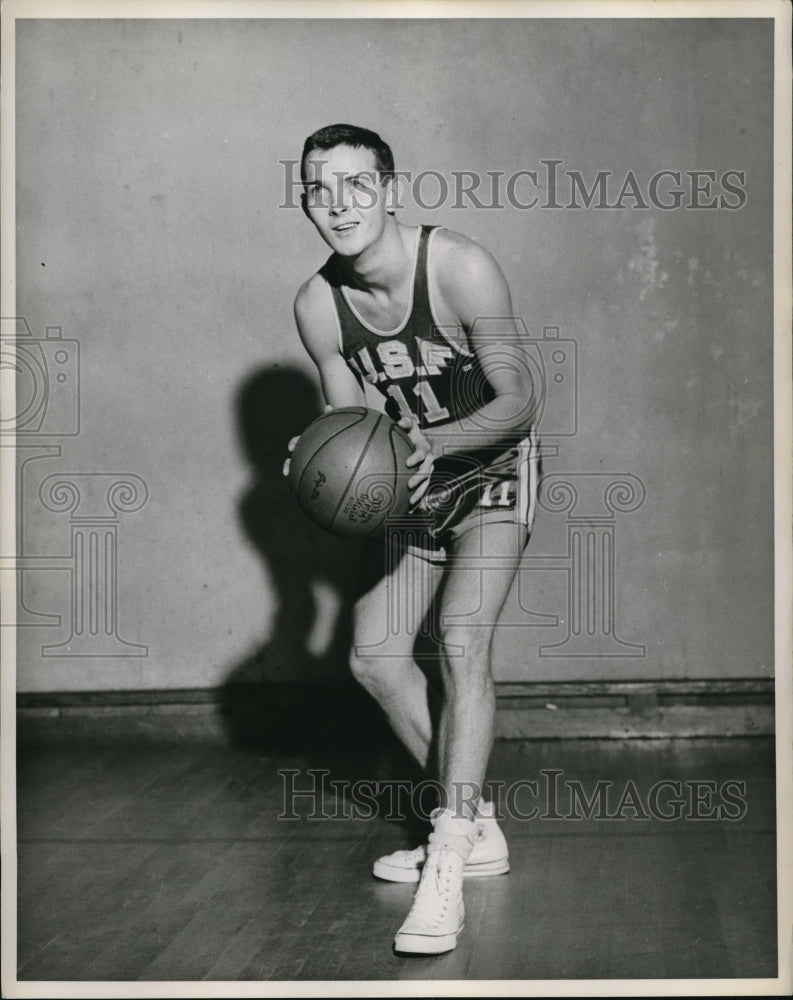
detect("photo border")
[1,1,790,997]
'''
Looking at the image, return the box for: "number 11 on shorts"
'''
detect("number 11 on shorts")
[480,481,512,507]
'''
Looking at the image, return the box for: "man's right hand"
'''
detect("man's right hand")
[282,436,300,478]
[282,404,335,477]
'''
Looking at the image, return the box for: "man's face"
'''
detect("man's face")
[302,144,391,256]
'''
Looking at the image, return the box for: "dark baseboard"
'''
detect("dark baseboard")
[15,679,775,745]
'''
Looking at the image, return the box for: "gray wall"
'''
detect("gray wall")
[13,17,774,691]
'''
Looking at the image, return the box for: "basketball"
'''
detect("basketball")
[288,407,414,536]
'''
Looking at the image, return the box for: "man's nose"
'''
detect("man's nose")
[329,180,352,214]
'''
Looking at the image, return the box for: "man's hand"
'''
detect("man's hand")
[399,416,435,505]
[281,436,300,478]
[282,404,335,478]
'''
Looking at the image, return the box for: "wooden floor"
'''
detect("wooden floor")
[14,735,777,984]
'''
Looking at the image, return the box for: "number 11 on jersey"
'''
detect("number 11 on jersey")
[386,383,450,424]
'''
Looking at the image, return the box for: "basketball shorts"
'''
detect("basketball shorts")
[390,427,541,562]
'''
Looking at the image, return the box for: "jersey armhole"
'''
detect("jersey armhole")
[318,269,366,395]
[426,225,447,329]
[318,271,345,355]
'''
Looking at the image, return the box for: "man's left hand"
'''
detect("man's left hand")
[399,416,435,505]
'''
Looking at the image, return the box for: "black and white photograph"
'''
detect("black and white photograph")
[1,0,790,996]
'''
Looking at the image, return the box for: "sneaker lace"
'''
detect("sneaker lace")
[404,844,456,925]
[428,829,473,860]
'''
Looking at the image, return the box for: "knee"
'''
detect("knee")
[349,650,377,690]
[439,626,492,684]
[349,650,400,697]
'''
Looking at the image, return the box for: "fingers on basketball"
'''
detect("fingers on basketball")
[287,407,413,536]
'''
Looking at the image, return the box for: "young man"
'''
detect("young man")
[284,124,539,954]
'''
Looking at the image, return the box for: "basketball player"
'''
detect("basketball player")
[283,124,539,954]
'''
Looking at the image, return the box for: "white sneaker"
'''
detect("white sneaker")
[374,800,509,883]
[393,812,475,955]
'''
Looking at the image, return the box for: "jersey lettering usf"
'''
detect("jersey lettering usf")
[319,225,539,542]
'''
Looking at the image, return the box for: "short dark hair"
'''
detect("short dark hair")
[300,123,395,182]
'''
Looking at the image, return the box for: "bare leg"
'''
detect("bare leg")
[393,519,528,953]
[351,542,443,768]
[436,520,529,820]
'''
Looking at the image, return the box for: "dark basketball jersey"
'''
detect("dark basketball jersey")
[319,225,538,540]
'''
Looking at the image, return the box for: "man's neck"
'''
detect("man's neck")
[335,219,415,295]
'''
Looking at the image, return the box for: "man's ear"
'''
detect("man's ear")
[385,174,402,215]
[300,192,310,219]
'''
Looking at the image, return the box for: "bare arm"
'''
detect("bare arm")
[294,274,367,409]
[282,275,366,477]
[402,234,535,499]
[424,234,535,455]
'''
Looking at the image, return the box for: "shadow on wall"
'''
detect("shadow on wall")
[219,365,394,753]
